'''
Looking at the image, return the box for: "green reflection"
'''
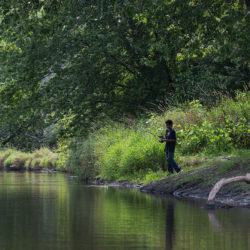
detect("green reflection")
[0,172,249,250]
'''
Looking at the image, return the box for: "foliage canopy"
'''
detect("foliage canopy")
[0,0,249,147]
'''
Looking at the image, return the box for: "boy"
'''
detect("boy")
[159,120,182,174]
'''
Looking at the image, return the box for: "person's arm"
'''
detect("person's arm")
[162,138,176,142]
[162,130,176,142]
[158,135,164,143]
[158,136,176,142]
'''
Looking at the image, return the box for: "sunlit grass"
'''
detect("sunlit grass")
[0,147,58,170]
[4,151,30,170]
[0,148,17,168]
[27,148,58,170]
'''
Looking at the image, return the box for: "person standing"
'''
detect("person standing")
[159,120,182,174]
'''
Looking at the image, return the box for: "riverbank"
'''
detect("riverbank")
[89,155,250,208]
[0,148,59,171]
[141,157,250,208]
[0,91,249,207]
[0,148,249,208]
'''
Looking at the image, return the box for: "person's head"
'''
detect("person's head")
[165,120,173,129]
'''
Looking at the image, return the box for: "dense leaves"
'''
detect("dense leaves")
[0,0,249,148]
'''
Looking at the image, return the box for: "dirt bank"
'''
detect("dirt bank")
[140,158,250,208]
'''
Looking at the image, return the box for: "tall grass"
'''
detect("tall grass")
[0,148,58,170]
[59,91,249,181]
[94,125,166,180]
[25,148,58,170]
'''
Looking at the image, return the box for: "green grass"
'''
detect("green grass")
[0,148,18,168]
[211,149,250,173]
[0,147,58,170]
[136,149,250,184]
[175,149,249,173]
[4,151,30,170]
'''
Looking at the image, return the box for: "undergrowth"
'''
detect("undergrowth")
[1,91,248,182]
[57,90,249,182]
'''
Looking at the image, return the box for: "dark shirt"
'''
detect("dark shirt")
[164,129,176,152]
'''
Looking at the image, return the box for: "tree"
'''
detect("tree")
[0,0,249,148]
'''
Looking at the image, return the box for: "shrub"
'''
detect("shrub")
[57,137,96,178]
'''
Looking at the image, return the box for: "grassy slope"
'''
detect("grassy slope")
[141,150,250,207]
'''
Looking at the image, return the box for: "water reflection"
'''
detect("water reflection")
[208,211,223,232]
[0,172,249,250]
[165,202,175,250]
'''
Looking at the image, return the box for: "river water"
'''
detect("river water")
[0,172,249,250]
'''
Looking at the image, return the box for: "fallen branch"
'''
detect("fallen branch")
[207,173,250,206]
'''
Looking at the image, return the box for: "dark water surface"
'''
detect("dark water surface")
[0,172,249,250]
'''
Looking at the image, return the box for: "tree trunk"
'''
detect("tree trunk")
[207,173,250,205]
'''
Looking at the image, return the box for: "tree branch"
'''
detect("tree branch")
[207,173,250,205]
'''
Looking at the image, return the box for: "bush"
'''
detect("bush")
[57,137,96,178]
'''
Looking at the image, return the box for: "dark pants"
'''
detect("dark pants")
[166,151,180,173]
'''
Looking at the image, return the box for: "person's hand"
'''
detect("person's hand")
[158,135,164,138]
